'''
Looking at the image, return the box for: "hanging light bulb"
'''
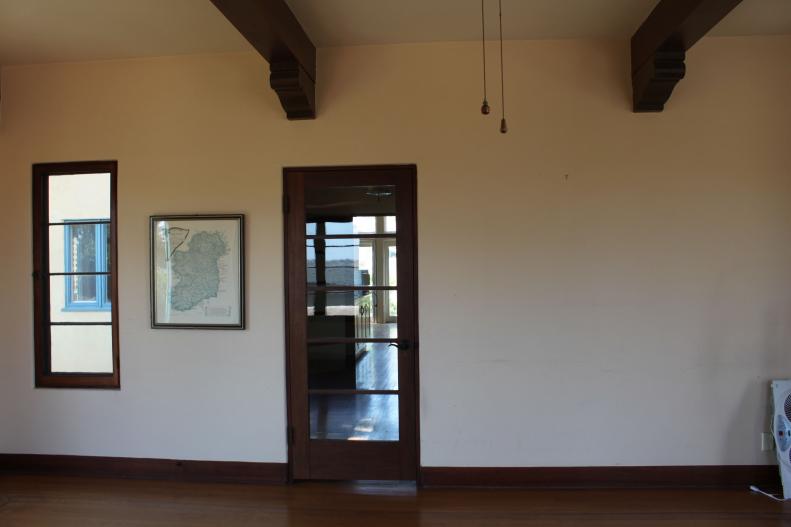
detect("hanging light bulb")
[480,0,490,115]
[498,0,508,134]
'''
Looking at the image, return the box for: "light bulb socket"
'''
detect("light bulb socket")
[500,118,508,134]
[481,100,490,115]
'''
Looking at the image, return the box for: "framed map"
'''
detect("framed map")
[150,214,244,329]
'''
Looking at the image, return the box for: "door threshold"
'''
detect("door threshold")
[292,479,418,495]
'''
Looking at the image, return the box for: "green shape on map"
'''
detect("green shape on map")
[170,231,228,311]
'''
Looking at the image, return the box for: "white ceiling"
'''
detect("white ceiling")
[0,0,789,66]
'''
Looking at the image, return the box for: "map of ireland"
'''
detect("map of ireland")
[169,231,228,311]
[151,215,243,328]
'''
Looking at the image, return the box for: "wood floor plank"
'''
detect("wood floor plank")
[1,474,789,526]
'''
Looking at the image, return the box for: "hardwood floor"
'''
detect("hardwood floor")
[1,474,789,526]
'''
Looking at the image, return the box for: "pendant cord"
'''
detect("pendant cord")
[499,0,505,119]
[480,0,490,115]
[481,0,487,102]
[498,0,507,133]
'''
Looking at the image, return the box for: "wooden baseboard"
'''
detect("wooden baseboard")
[420,465,781,489]
[2,455,778,490]
[0,454,287,485]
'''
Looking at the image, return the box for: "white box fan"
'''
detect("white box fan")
[771,380,791,499]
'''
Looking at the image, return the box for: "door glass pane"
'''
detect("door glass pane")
[307,238,396,287]
[388,291,398,319]
[310,394,399,441]
[48,173,111,223]
[387,246,397,285]
[307,216,393,236]
[306,185,395,224]
[308,290,397,339]
[387,245,398,319]
[355,345,399,390]
[303,183,402,444]
[50,324,113,373]
[308,343,398,390]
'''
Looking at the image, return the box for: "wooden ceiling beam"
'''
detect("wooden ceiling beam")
[210,0,316,119]
[631,0,743,112]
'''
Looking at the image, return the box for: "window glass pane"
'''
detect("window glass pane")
[307,238,396,287]
[50,324,113,373]
[105,225,111,271]
[49,224,110,273]
[36,164,117,387]
[50,277,112,322]
[308,290,396,339]
[69,224,97,272]
[105,275,112,305]
[71,275,97,302]
[48,225,66,273]
[48,173,111,223]
[385,216,396,233]
[308,344,398,391]
[309,394,399,441]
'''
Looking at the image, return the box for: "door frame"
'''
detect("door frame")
[282,164,420,481]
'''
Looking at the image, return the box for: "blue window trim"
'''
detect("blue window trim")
[64,221,111,312]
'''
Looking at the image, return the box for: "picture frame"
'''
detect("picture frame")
[150,214,245,329]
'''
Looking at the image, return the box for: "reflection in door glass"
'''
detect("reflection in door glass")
[308,343,398,391]
[306,216,383,236]
[303,183,402,445]
[387,246,397,318]
[310,394,399,441]
[307,290,397,339]
[306,238,396,287]
[306,216,397,236]
[305,185,396,235]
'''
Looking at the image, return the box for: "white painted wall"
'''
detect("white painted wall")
[1,36,790,466]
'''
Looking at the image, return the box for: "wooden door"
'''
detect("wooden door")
[284,165,419,480]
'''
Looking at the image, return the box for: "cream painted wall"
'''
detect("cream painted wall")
[1,36,790,466]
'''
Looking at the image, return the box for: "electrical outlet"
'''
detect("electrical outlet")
[761,432,775,452]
